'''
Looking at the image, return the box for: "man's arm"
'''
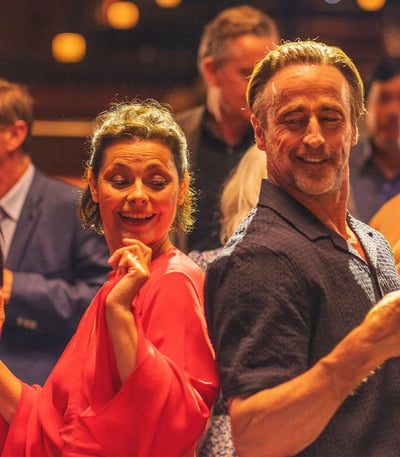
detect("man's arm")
[4,229,110,338]
[229,290,400,457]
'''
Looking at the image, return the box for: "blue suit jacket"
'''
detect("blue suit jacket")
[0,168,111,385]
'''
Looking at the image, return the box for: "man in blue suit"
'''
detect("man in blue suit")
[0,78,111,385]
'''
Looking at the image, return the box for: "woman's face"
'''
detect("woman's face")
[89,138,188,257]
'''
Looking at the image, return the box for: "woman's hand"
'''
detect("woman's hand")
[107,238,152,311]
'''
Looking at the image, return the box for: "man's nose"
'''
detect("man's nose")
[303,117,325,148]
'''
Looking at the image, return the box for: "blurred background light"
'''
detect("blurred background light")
[51,33,87,63]
[155,0,182,8]
[357,0,386,11]
[106,1,140,29]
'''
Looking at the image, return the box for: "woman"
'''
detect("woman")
[0,99,218,456]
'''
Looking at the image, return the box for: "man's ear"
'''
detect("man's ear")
[178,171,190,205]
[201,56,218,87]
[87,168,99,203]
[251,114,267,151]
[6,120,28,151]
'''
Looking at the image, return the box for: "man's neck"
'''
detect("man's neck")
[295,192,367,260]
[279,182,350,240]
[0,153,31,198]
[206,109,250,147]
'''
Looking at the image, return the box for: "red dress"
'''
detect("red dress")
[0,248,218,456]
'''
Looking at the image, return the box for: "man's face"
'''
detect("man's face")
[253,64,357,201]
[210,34,277,123]
[366,74,400,150]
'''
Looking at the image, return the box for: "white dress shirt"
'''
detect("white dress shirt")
[0,163,35,259]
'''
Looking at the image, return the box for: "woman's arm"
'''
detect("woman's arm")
[105,239,151,382]
[0,362,22,424]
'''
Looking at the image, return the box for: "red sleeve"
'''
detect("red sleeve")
[81,271,219,457]
[0,383,45,457]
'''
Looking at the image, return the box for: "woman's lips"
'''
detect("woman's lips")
[120,213,156,225]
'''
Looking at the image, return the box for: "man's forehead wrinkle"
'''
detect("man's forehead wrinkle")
[266,80,289,113]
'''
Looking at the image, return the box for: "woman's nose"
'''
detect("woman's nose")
[303,117,325,148]
[126,183,148,205]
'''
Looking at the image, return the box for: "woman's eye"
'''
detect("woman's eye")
[111,178,129,188]
[149,180,167,189]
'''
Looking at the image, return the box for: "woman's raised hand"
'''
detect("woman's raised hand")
[107,238,152,311]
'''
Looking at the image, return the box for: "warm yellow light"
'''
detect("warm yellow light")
[155,0,182,8]
[357,0,385,11]
[52,33,86,63]
[107,2,139,29]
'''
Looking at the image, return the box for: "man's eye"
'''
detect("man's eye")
[284,118,305,128]
[322,117,341,125]
[378,94,392,105]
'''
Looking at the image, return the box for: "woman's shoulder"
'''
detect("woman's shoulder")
[151,247,205,281]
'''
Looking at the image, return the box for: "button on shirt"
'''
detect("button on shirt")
[349,139,400,223]
[0,163,35,259]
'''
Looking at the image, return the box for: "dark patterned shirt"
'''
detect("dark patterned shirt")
[205,179,400,457]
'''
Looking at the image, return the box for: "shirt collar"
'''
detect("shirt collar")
[257,179,373,247]
[0,163,35,221]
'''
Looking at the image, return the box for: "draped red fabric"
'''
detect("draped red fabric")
[0,248,218,456]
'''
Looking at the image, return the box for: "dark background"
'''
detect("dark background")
[1,0,399,178]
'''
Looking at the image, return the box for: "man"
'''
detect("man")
[0,79,110,385]
[349,57,400,222]
[176,5,279,252]
[205,41,400,456]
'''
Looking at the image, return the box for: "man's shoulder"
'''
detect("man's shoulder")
[32,169,79,197]
[213,205,297,265]
[28,169,82,214]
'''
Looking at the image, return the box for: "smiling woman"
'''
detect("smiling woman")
[0,99,218,457]
[87,137,188,255]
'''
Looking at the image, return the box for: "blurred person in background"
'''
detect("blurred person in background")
[0,78,110,385]
[176,4,279,252]
[349,57,400,222]
[189,143,266,270]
